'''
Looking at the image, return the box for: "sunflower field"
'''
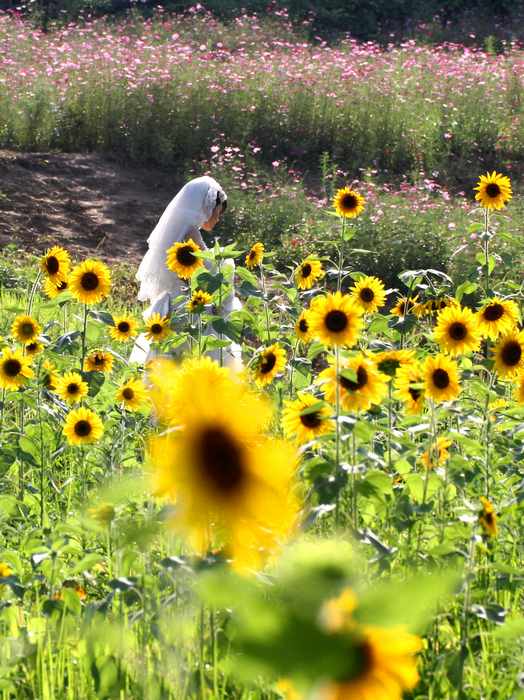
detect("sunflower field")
[0,170,523,700]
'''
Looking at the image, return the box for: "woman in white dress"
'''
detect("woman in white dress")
[130,175,242,368]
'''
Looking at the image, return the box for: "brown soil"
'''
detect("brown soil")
[0,150,182,263]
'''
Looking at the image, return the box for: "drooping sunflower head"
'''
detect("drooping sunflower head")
[421,436,452,470]
[294,258,324,291]
[318,355,388,413]
[109,315,138,343]
[476,297,519,340]
[295,310,312,343]
[245,242,264,269]
[116,377,148,411]
[282,392,334,445]
[24,341,44,357]
[479,497,498,538]
[493,331,524,377]
[55,371,89,405]
[63,407,104,446]
[308,292,363,348]
[433,305,481,356]
[166,239,203,280]
[414,296,458,318]
[253,343,287,386]
[373,349,415,379]
[41,360,58,392]
[351,276,386,314]
[423,354,460,403]
[474,171,512,210]
[0,348,34,391]
[145,313,171,343]
[187,289,213,313]
[390,295,419,318]
[84,350,114,374]
[69,259,111,305]
[41,245,71,282]
[11,314,41,344]
[43,276,69,299]
[394,362,425,415]
[333,187,366,219]
[147,363,299,570]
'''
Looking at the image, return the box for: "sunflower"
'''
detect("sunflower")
[24,340,44,357]
[166,239,203,279]
[421,437,452,470]
[318,624,422,700]
[513,373,524,403]
[0,562,13,578]
[394,362,425,414]
[109,315,138,342]
[116,377,148,411]
[147,358,299,570]
[351,276,386,314]
[474,171,512,210]
[294,258,324,291]
[318,355,388,412]
[55,371,89,405]
[390,295,419,318]
[295,310,312,343]
[493,331,524,377]
[145,313,171,343]
[84,350,113,374]
[253,344,287,386]
[433,305,481,356]
[479,497,498,538]
[41,245,70,282]
[414,296,458,318]
[11,314,41,344]
[43,276,69,299]
[372,349,415,379]
[63,407,104,446]
[309,292,363,348]
[423,354,460,403]
[187,289,213,313]
[41,360,58,391]
[69,259,111,305]
[282,393,334,445]
[245,242,264,269]
[476,297,519,340]
[0,348,34,391]
[333,186,366,219]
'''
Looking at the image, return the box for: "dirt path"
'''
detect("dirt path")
[0,150,182,263]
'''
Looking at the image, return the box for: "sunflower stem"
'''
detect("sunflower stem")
[483,208,491,298]
[415,400,437,561]
[26,271,42,316]
[483,371,495,498]
[259,264,271,343]
[80,304,88,372]
[337,219,345,292]
[289,339,300,398]
[334,346,341,528]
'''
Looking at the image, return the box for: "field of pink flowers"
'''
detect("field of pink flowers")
[1,5,523,181]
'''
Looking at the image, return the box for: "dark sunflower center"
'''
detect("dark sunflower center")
[340,366,368,391]
[260,352,276,374]
[486,183,501,198]
[408,386,422,400]
[398,302,407,314]
[501,341,521,366]
[299,318,309,332]
[122,388,134,400]
[67,383,80,395]
[338,639,374,683]
[378,359,400,376]
[74,420,92,437]
[360,287,374,303]
[301,263,312,278]
[4,359,21,377]
[118,321,130,333]
[342,193,358,210]
[176,245,197,266]
[26,343,38,353]
[432,368,450,389]
[20,322,35,338]
[196,426,245,494]
[483,303,504,321]
[484,512,494,525]
[93,355,104,366]
[81,272,100,291]
[57,280,68,291]
[46,256,59,274]
[151,323,163,335]
[448,322,467,341]
[325,310,348,333]
[300,410,322,428]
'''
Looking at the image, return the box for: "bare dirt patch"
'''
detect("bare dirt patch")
[0,150,182,264]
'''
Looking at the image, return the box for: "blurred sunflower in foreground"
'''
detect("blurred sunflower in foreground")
[147,357,300,571]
